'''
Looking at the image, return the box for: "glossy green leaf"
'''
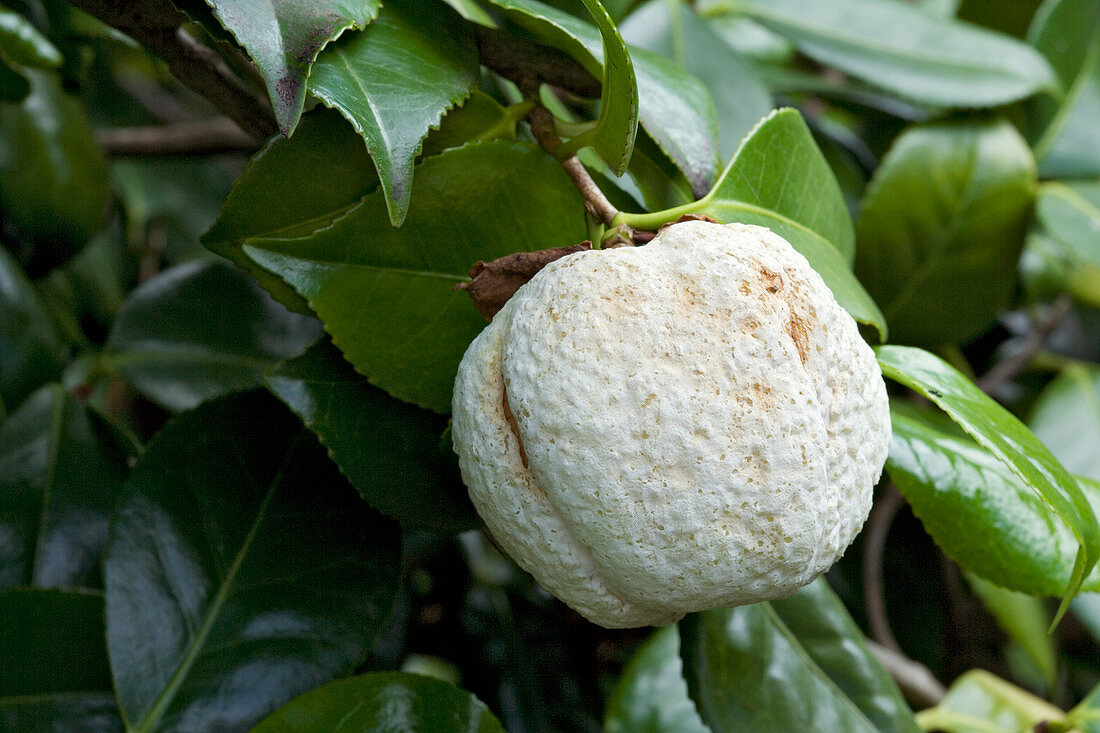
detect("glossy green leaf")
[854,119,1035,346]
[620,0,773,163]
[0,70,108,277]
[877,344,1100,611]
[245,141,587,413]
[888,403,1100,595]
[603,625,709,733]
[420,91,522,157]
[488,0,718,195]
[0,248,66,411]
[0,691,122,732]
[0,384,135,591]
[679,578,918,733]
[202,0,379,136]
[265,339,477,532]
[253,672,505,732]
[102,259,321,412]
[693,109,854,259]
[914,671,1064,733]
[310,0,478,226]
[0,587,111,697]
[203,96,517,313]
[963,574,1056,690]
[0,6,61,68]
[203,108,378,312]
[1027,0,1100,178]
[556,0,638,175]
[713,0,1059,107]
[641,109,883,337]
[1035,181,1100,270]
[1030,365,1100,482]
[105,390,402,733]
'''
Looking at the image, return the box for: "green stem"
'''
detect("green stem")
[615,200,704,230]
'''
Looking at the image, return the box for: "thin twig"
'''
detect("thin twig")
[476,26,601,98]
[97,118,258,156]
[526,103,620,226]
[65,0,275,139]
[977,294,1074,394]
[863,482,905,654]
[868,640,947,710]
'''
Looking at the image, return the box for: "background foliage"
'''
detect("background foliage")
[3,0,1100,730]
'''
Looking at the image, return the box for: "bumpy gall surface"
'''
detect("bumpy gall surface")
[452,221,890,628]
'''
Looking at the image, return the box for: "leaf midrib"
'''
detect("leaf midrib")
[131,437,301,733]
[30,387,65,585]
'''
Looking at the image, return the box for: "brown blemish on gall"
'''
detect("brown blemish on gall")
[501,381,529,469]
[786,314,810,367]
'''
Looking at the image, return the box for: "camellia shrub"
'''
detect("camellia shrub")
[2,0,1100,731]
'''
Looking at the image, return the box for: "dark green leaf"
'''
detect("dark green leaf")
[202,0,380,135]
[721,0,1059,107]
[244,141,587,413]
[854,119,1035,346]
[203,95,517,313]
[488,0,718,195]
[252,672,505,732]
[0,692,122,733]
[0,70,108,277]
[1035,181,1100,270]
[202,107,379,313]
[103,259,321,412]
[914,670,1064,732]
[0,384,135,591]
[0,587,111,697]
[643,109,883,337]
[679,578,919,733]
[111,158,240,267]
[603,625,709,733]
[1027,0,1100,178]
[621,0,773,163]
[265,339,477,532]
[888,402,1100,595]
[105,390,402,732]
[310,0,478,226]
[0,6,62,68]
[421,91,523,157]
[0,248,66,411]
[876,344,1100,611]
